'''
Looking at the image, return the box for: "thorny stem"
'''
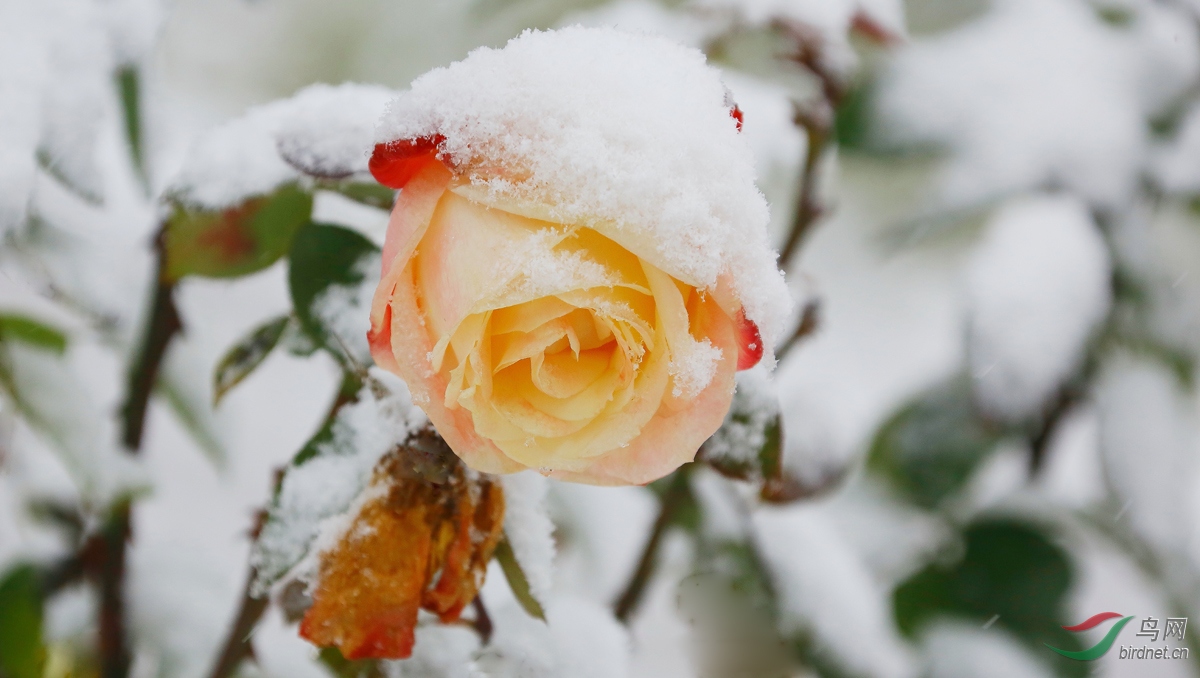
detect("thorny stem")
[207,375,362,678]
[121,229,182,451]
[613,466,693,623]
[774,299,821,362]
[778,106,833,267]
[775,19,847,268]
[206,568,270,678]
[207,511,271,678]
[99,226,181,678]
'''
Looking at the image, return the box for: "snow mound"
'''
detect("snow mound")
[170,83,395,209]
[376,26,791,353]
[965,194,1110,421]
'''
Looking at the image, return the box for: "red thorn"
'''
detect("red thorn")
[369,135,446,189]
[735,309,763,370]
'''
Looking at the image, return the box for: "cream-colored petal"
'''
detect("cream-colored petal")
[548,292,739,485]
[522,348,630,422]
[414,192,569,342]
[383,262,525,475]
[490,326,669,470]
[491,297,575,335]
[530,345,612,399]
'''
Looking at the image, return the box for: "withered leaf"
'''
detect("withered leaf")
[299,436,504,660]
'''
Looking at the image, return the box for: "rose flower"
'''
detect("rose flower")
[368,27,791,485]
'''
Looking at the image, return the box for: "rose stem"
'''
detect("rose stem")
[99,225,182,678]
[613,466,694,623]
[206,373,363,678]
[775,19,847,269]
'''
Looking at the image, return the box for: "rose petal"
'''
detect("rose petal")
[548,290,737,485]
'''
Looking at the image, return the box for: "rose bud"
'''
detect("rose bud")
[368,27,791,485]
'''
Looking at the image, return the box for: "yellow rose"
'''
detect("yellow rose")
[366,28,789,485]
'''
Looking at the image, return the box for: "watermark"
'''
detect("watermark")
[1046,612,1189,662]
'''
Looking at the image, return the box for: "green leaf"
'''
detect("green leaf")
[0,565,46,678]
[0,315,67,354]
[494,536,546,621]
[213,315,292,405]
[326,182,397,210]
[867,376,1000,509]
[894,519,1084,677]
[288,222,380,366]
[835,77,874,151]
[116,66,143,177]
[164,185,313,282]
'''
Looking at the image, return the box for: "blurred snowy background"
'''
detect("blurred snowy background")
[4,0,1200,676]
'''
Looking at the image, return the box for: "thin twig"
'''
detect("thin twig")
[120,229,182,451]
[206,569,270,678]
[775,299,821,361]
[774,18,847,268]
[778,103,833,266]
[1027,384,1082,475]
[613,467,693,623]
[98,502,133,678]
[99,226,182,678]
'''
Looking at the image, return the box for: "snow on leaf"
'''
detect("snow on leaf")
[251,370,427,594]
[169,83,396,210]
[965,195,1110,422]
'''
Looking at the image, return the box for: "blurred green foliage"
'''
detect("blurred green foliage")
[0,565,46,678]
[164,186,313,282]
[894,519,1085,677]
[867,376,1002,509]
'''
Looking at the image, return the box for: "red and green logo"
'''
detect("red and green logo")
[1046,612,1134,661]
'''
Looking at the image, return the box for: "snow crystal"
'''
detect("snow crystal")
[668,337,722,399]
[375,27,791,353]
[703,365,779,467]
[965,194,1110,422]
[500,471,556,606]
[275,84,396,179]
[170,83,396,209]
[251,369,426,593]
[311,250,382,367]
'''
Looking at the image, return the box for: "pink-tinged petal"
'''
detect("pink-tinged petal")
[368,162,452,371]
[386,263,526,475]
[368,163,522,475]
[549,292,738,485]
[412,191,570,341]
